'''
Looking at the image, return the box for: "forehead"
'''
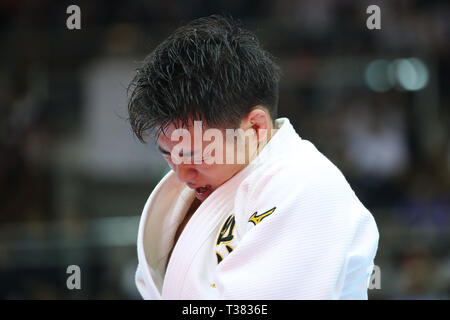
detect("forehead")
[157,120,206,150]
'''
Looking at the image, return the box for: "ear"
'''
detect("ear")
[240,107,273,142]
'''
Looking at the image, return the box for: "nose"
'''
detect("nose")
[174,164,198,184]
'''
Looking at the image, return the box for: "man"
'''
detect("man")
[128,15,379,299]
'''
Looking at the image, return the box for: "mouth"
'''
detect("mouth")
[192,184,213,201]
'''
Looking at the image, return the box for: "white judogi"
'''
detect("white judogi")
[135,118,379,299]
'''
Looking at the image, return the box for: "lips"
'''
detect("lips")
[195,185,210,194]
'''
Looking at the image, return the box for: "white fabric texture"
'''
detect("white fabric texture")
[135,118,379,299]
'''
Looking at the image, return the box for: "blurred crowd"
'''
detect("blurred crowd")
[0,0,449,299]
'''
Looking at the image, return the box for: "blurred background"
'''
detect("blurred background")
[0,0,449,299]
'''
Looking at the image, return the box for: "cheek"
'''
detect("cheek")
[200,164,238,182]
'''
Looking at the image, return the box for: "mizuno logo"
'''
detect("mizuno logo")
[248,207,276,225]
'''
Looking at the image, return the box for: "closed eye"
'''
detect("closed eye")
[158,145,171,156]
[158,145,200,160]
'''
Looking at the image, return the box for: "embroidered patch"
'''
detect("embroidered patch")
[215,214,236,264]
[216,215,235,246]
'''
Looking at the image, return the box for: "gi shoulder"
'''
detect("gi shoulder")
[233,139,358,238]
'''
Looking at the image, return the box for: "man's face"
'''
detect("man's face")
[157,120,253,201]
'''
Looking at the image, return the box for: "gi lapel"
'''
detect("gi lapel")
[161,171,251,299]
[137,171,192,299]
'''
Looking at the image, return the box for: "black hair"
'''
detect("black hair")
[127,15,281,142]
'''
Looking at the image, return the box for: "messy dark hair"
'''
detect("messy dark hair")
[127,15,281,142]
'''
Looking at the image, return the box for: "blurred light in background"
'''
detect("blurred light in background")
[365,59,392,92]
[394,58,429,91]
[366,58,429,92]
